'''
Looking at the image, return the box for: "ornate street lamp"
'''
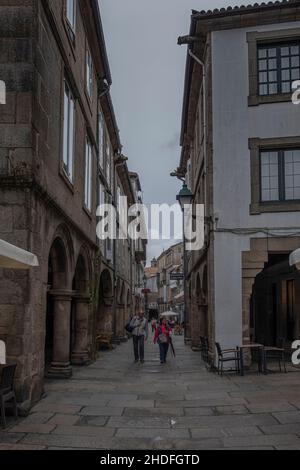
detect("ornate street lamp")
[176,184,194,209]
[176,183,194,343]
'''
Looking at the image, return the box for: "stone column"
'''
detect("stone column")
[71,294,91,366]
[47,290,73,378]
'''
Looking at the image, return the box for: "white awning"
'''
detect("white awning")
[290,249,300,270]
[0,239,39,269]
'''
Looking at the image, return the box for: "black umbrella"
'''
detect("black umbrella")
[169,337,176,358]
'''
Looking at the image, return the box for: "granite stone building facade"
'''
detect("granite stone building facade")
[178,0,300,358]
[0,0,145,411]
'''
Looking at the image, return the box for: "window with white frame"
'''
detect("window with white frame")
[85,137,93,211]
[98,108,104,169]
[66,0,76,31]
[260,149,300,202]
[63,80,75,182]
[106,133,111,185]
[86,48,93,98]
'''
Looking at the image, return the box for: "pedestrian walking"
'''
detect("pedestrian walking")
[130,311,148,364]
[154,317,172,364]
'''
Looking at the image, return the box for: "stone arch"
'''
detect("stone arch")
[97,269,114,334]
[45,225,74,378]
[243,236,300,347]
[71,246,92,365]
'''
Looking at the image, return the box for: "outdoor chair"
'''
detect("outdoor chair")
[263,338,287,374]
[215,342,240,376]
[0,364,18,429]
[96,334,113,351]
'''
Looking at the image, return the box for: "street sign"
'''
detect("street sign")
[170,273,184,281]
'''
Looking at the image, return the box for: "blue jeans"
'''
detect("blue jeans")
[159,342,169,363]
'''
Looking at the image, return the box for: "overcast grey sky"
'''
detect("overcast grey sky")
[100,0,240,262]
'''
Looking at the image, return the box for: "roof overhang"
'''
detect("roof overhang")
[0,239,39,270]
[290,249,300,270]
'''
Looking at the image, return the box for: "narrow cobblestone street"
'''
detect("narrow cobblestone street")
[1,336,300,450]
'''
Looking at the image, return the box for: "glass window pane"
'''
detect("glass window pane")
[281,47,290,56]
[285,189,294,200]
[259,84,268,95]
[282,82,291,93]
[268,48,276,58]
[259,60,267,71]
[270,189,279,201]
[63,87,69,168]
[294,188,300,199]
[281,57,290,68]
[269,83,278,95]
[268,58,277,69]
[259,72,268,83]
[268,71,277,81]
[261,165,270,177]
[270,176,279,189]
[292,68,300,80]
[291,56,300,67]
[291,45,299,55]
[282,69,290,81]
[285,176,294,188]
[258,48,267,59]
[261,190,271,202]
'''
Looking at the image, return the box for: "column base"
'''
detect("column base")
[71,352,90,366]
[46,363,72,379]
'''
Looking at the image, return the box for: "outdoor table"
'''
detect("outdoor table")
[238,343,266,376]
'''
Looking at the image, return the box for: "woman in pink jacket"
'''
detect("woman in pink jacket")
[154,317,172,364]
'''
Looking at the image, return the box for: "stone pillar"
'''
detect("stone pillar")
[47,290,73,378]
[71,294,91,366]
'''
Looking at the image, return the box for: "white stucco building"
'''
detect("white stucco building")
[178,1,300,358]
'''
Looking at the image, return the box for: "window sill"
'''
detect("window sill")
[63,19,76,59]
[248,93,292,106]
[59,168,75,194]
[83,205,93,220]
[250,201,300,214]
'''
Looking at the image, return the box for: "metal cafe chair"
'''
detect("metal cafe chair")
[215,342,240,376]
[0,364,18,429]
[262,338,287,374]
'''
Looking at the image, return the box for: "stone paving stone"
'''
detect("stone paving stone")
[123,407,185,418]
[79,407,124,417]
[107,417,171,428]
[0,432,25,443]
[8,424,56,434]
[85,417,109,426]
[31,403,82,415]
[260,424,300,435]
[170,414,279,428]
[191,426,262,439]
[223,426,263,437]
[0,444,46,450]
[107,400,154,408]
[156,398,247,408]
[272,411,300,424]
[47,414,80,426]
[20,412,54,424]
[222,434,300,448]
[246,403,297,414]
[52,426,116,437]
[215,405,249,415]
[183,408,215,417]
[115,428,190,439]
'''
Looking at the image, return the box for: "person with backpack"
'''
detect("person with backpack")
[128,311,148,364]
[154,317,172,364]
